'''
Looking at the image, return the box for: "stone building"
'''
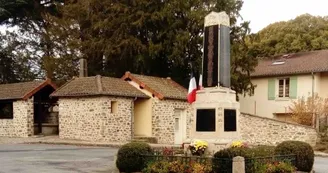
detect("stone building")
[0,79,58,137]
[122,72,191,144]
[51,73,190,144]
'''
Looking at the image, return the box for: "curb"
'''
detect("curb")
[315,153,328,157]
[314,151,328,157]
[24,141,183,149]
[24,141,123,148]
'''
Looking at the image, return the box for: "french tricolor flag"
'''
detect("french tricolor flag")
[187,73,197,104]
[198,74,203,90]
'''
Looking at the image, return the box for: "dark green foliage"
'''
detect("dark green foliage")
[116,142,153,173]
[54,0,257,96]
[247,14,328,58]
[257,161,296,173]
[248,145,276,157]
[274,141,314,172]
[213,147,252,172]
[0,0,257,96]
[213,146,277,173]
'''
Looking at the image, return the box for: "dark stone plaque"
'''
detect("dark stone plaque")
[203,25,219,87]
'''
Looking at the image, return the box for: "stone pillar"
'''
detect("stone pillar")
[203,11,231,88]
[233,156,245,173]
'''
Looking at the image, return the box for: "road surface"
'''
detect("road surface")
[0,144,118,173]
[0,144,327,173]
[314,157,328,173]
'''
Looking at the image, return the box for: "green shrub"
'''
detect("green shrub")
[256,161,296,173]
[213,146,277,173]
[213,147,252,172]
[142,160,212,173]
[249,145,276,157]
[142,161,171,173]
[274,141,314,172]
[116,142,153,173]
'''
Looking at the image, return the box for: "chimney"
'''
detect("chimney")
[79,58,88,77]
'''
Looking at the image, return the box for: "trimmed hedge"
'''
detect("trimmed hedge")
[274,140,314,172]
[116,142,153,173]
[213,145,276,173]
[213,147,252,172]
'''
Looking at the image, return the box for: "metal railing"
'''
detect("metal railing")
[141,154,296,173]
[244,154,296,173]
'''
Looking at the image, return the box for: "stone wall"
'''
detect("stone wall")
[240,113,318,146]
[45,105,59,124]
[0,98,34,137]
[152,99,192,144]
[59,96,133,142]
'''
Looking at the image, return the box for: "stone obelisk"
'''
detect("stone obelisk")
[186,11,240,152]
[202,11,231,88]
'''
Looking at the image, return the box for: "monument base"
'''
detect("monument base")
[185,87,241,153]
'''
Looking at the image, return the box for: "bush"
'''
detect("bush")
[257,161,296,173]
[249,145,276,157]
[274,141,314,172]
[143,160,212,173]
[213,147,252,172]
[213,146,277,173]
[142,161,171,173]
[116,142,153,173]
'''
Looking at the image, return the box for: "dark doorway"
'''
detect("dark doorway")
[33,85,58,135]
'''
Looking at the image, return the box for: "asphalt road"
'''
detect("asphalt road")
[0,144,118,173]
[0,144,327,173]
[314,157,328,173]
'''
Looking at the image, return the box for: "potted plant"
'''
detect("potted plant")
[188,139,208,156]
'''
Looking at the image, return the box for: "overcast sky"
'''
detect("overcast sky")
[240,0,328,33]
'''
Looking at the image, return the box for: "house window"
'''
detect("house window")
[278,78,290,98]
[111,101,118,114]
[224,109,236,132]
[0,102,13,119]
[196,109,215,132]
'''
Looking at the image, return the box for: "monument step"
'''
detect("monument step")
[132,136,158,144]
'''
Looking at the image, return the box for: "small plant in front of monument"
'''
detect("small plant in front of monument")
[230,140,249,148]
[188,139,208,156]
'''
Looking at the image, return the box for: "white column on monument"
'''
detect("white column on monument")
[204,11,230,87]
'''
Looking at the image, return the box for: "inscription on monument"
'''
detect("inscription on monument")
[207,27,214,87]
[203,25,219,87]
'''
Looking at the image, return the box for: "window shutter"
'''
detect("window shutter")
[268,79,275,100]
[289,76,298,99]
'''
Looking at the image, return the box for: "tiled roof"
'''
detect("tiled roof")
[0,79,57,100]
[252,50,328,77]
[122,72,187,100]
[50,75,149,98]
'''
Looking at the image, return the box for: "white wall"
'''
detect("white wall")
[239,74,318,118]
[319,72,328,98]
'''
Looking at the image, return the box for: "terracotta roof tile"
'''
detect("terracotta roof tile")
[0,80,55,100]
[252,50,328,77]
[51,75,149,98]
[122,72,187,100]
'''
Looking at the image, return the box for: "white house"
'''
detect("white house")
[239,50,328,122]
